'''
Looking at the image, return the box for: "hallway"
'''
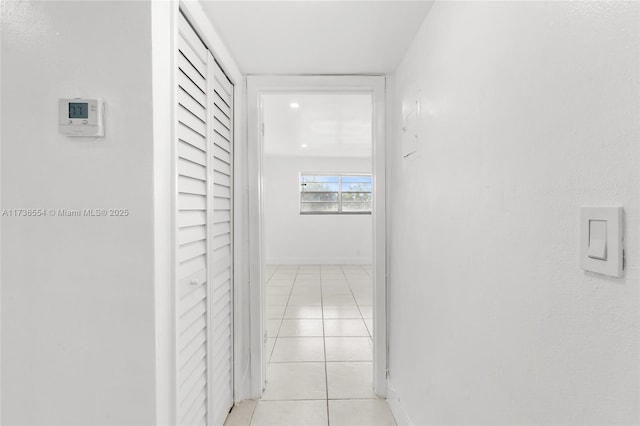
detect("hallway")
[224,264,395,426]
[2,1,639,424]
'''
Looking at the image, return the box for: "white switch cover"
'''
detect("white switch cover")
[580,207,623,277]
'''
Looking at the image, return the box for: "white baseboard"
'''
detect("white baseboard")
[265,257,371,265]
[386,378,412,426]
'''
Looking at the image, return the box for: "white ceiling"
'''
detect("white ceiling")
[263,93,372,157]
[199,1,434,74]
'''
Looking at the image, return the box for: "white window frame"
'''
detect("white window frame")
[299,172,372,215]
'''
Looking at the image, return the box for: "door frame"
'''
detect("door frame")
[246,75,388,397]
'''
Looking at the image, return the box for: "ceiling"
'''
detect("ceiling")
[263,93,372,157]
[199,1,434,74]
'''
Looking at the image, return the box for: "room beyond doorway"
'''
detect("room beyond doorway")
[262,92,374,265]
[245,75,387,400]
[260,91,376,408]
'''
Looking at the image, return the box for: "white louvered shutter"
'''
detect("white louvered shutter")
[207,53,234,426]
[177,12,209,426]
[176,11,234,426]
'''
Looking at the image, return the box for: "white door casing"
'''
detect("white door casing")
[246,75,387,398]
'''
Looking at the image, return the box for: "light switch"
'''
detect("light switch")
[587,220,607,260]
[580,207,623,278]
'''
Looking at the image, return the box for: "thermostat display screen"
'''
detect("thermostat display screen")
[69,103,88,119]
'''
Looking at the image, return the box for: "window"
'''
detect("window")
[300,174,372,214]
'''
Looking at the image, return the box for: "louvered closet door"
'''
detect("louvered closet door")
[207,52,234,426]
[176,11,234,426]
[177,12,209,426]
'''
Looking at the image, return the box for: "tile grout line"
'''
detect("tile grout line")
[246,264,276,426]
[268,265,299,364]
[246,400,257,426]
[253,264,383,426]
[359,263,373,338]
[277,264,299,338]
[341,264,369,333]
[252,264,300,426]
[320,266,331,426]
[259,397,380,402]
[253,265,281,426]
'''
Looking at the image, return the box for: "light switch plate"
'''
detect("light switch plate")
[580,207,623,277]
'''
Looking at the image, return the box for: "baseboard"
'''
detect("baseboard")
[386,378,412,426]
[265,257,371,265]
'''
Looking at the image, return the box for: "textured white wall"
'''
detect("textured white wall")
[1,1,156,424]
[264,155,372,265]
[388,2,639,424]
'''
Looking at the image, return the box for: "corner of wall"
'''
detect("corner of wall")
[386,377,413,426]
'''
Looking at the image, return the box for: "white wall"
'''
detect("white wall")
[264,155,372,265]
[1,1,156,424]
[388,2,639,425]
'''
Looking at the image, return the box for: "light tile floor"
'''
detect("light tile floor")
[224,264,396,426]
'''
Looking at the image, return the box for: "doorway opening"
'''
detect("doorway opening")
[245,76,388,413]
[262,92,376,417]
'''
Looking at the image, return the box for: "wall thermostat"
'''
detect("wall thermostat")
[59,98,104,137]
